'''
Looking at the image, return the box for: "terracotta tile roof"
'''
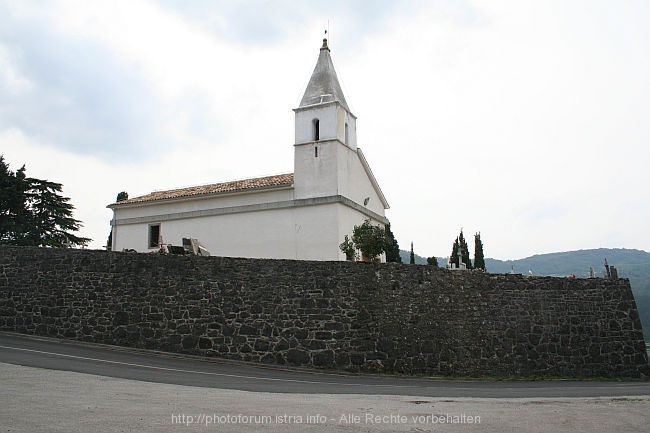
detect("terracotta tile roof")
[111,173,294,206]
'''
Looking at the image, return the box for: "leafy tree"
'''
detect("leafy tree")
[0,156,90,247]
[474,232,486,271]
[427,256,439,267]
[409,241,415,264]
[339,235,357,261]
[351,219,386,262]
[384,223,401,263]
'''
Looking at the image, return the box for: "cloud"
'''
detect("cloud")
[157,0,409,47]
[337,0,650,259]
[0,3,174,161]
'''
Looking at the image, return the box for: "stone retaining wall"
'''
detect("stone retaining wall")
[1,246,648,377]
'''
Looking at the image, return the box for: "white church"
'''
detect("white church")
[108,38,389,261]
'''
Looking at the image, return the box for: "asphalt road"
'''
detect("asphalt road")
[1,332,648,398]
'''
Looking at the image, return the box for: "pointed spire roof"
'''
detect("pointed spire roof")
[299,38,350,111]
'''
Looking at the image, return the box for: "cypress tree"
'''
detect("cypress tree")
[450,236,459,268]
[409,241,415,264]
[449,230,472,269]
[458,230,473,269]
[384,223,402,263]
[474,232,486,271]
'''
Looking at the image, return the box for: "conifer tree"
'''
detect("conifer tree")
[384,223,402,263]
[474,232,486,271]
[0,156,90,247]
[410,241,415,264]
[449,236,459,268]
[449,230,473,269]
[458,230,473,269]
[0,156,30,244]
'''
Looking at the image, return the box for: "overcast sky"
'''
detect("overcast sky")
[1,0,649,260]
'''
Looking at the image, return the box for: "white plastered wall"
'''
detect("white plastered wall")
[336,146,386,216]
[293,139,338,200]
[114,203,344,260]
[295,104,338,144]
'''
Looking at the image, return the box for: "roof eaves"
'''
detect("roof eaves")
[107,174,294,209]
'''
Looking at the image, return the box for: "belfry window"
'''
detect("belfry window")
[313,119,320,141]
[345,122,349,145]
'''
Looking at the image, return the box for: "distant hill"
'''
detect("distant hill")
[398,250,429,265]
[400,248,650,342]
[484,248,650,279]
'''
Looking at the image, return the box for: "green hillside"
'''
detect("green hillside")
[398,250,428,265]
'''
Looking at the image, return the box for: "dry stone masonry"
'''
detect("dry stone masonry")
[0,246,648,377]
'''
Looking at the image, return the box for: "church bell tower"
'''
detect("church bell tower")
[293,38,358,200]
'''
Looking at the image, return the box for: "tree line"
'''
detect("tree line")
[448,229,486,271]
[340,219,486,271]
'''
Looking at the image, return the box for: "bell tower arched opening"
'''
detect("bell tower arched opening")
[313,119,320,141]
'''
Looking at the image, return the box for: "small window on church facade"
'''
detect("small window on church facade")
[148,224,161,248]
[345,122,349,145]
[315,146,318,157]
[313,119,320,141]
